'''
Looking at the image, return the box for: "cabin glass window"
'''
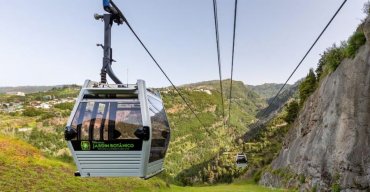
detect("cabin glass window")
[236,156,247,164]
[71,100,142,140]
[148,95,170,163]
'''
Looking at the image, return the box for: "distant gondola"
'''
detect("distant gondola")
[235,153,248,168]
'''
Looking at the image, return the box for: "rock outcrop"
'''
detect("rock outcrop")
[260,19,370,191]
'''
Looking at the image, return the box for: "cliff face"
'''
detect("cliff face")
[260,21,370,191]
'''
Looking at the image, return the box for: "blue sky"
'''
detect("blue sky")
[0,0,367,87]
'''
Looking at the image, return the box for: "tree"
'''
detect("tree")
[284,100,299,124]
[299,69,317,106]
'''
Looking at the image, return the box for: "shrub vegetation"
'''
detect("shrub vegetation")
[299,69,317,106]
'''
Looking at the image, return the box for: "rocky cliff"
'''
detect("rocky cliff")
[260,19,370,191]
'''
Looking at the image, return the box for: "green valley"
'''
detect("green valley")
[0,80,291,191]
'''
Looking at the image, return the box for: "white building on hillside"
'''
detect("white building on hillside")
[6,92,25,96]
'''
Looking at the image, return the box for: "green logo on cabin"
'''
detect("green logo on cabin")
[81,141,91,151]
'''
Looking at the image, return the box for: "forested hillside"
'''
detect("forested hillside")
[248,84,291,100]
[160,80,267,184]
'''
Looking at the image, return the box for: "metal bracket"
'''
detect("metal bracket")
[97,14,123,84]
[96,0,127,85]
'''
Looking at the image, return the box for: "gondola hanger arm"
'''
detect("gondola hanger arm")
[103,0,126,25]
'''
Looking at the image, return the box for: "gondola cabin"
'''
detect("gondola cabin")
[235,154,248,168]
[65,80,170,179]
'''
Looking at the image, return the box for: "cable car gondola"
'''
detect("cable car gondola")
[64,0,170,179]
[235,153,248,168]
[65,80,170,178]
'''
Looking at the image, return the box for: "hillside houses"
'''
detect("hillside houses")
[188,88,213,95]
[30,97,76,109]
[0,97,76,112]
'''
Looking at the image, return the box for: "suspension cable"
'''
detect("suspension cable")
[248,0,348,136]
[122,20,213,136]
[228,0,238,126]
[212,0,226,128]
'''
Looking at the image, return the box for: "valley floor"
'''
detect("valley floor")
[158,182,289,192]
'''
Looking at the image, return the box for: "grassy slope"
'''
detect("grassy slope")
[0,135,167,192]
